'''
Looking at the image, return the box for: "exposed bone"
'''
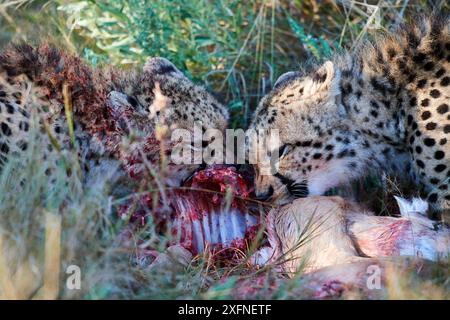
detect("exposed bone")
[170,166,259,255]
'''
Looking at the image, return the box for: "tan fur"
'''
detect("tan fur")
[255,196,449,276]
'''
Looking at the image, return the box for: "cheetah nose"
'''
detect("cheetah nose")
[255,185,274,202]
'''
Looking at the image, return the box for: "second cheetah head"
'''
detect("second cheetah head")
[249,61,371,204]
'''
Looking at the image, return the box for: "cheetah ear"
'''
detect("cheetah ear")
[273,71,298,89]
[143,57,184,76]
[304,61,340,97]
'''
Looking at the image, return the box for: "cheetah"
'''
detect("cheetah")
[0,43,228,187]
[249,15,450,214]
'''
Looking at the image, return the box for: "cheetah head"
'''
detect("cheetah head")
[249,61,365,203]
[106,57,229,186]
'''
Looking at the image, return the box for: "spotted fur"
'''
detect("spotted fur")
[0,43,228,187]
[250,15,450,213]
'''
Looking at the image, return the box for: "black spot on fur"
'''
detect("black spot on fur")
[430,89,441,98]
[407,115,413,125]
[424,138,436,146]
[370,101,380,109]
[434,164,447,173]
[341,83,353,95]
[20,109,29,118]
[19,121,29,131]
[421,98,430,107]
[1,123,11,136]
[337,149,349,158]
[387,48,396,59]
[435,68,446,78]
[0,142,9,154]
[437,104,449,114]
[421,111,431,120]
[416,159,425,168]
[440,77,450,86]
[6,104,14,114]
[370,77,388,95]
[430,178,439,184]
[297,140,312,147]
[381,99,391,109]
[17,140,27,151]
[417,79,427,89]
[435,150,445,160]
[435,68,445,78]
[426,122,437,130]
[408,73,418,84]
[412,53,426,63]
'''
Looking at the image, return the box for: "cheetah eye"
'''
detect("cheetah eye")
[278,144,291,158]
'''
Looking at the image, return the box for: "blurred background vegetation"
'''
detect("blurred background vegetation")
[1,0,446,127]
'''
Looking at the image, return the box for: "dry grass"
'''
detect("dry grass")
[0,0,448,299]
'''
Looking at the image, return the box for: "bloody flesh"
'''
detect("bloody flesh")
[171,166,260,255]
[119,165,261,256]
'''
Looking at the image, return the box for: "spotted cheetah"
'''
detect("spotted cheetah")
[0,43,228,187]
[250,15,450,214]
